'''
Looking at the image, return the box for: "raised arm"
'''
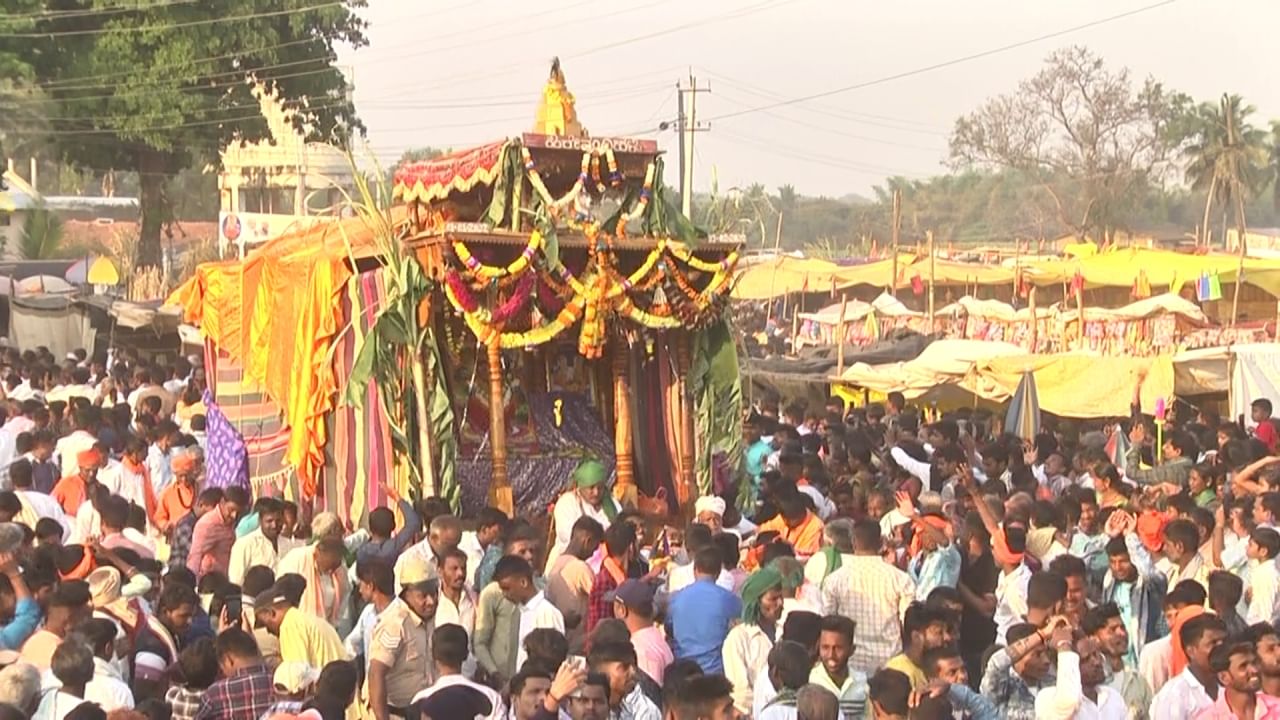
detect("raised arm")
[959,464,1000,538]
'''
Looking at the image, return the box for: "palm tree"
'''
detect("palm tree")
[1269,120,1280,213]
[19,206,66,260]
[1181,95,1269,249]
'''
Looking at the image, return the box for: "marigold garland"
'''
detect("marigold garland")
[615,162,656,238]
[453,230,542,282]
[667,241,740,274]
[523,147,592,217]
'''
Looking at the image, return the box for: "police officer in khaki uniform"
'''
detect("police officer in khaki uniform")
[367,555,439,720]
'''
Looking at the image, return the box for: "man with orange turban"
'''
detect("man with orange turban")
[50,447,102,516]
[155,450,199,535]
[898,492,960,602]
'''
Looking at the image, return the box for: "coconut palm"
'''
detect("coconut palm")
[1181,94,1269,248]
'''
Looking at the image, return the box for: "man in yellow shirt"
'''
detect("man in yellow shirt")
[254,582,349,670]
[884,604,951,690]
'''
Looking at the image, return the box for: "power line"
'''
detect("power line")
[7,101,351,136]
[32,38,326,88]
[0,2,347,38]
[2,0,203,22]
[697,69,949,135]
[703,0,1179,123]
[712,91,946,152]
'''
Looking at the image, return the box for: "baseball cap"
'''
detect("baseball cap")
[606,579,656,610]
[273,661,319,694]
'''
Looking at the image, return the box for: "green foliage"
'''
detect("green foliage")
[19,205,66,260]
[339,154,458,508]
[0,0,367,271]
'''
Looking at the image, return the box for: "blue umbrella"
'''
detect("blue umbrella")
[1005,370,1041,441]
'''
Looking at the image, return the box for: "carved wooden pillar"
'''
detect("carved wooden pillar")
[487,341,512,516]
[612,338,636,509]
[675,334,697,511]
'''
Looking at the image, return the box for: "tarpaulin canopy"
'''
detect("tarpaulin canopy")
[1172,346,1229,396]
[798,292,920,324]
[964,354,1175,418]
[392,141,509,204]
[936,296,1053,322]
[1065,292,1208,324]
[1025,248,1280,296]
[835,338,1028,396]
[167,208,406,493]
[732,256,907,300]
[1230,343,1280,421]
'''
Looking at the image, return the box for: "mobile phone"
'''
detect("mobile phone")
[224,595,242,626]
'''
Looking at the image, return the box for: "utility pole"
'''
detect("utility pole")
[677,71,710,218]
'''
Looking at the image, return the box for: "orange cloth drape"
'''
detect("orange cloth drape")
[167,210,409,497]
[1169,605,1206,677]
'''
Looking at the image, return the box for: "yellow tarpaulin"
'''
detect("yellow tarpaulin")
[1025,248,1280,296]
[964,354,1175,418]
[167,210,402,494]
[732,255,910,300]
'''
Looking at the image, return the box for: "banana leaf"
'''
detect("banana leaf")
[423,327,459,509]
[483,141,520,228]
[689,317,744,497]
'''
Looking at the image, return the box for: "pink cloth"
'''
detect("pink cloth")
[101,532,155,560]
[630,625,674,684]
[1194,693,1280,719]
[187,505,235,579]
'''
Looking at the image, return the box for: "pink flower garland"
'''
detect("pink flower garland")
[491,273,535,325]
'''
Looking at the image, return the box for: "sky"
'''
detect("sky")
[337,0,1280,199]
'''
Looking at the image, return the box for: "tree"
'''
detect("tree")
[949,46,1186,244]
[1179,95,1269,247]
[0,0,367,278]
[19,206,65,260]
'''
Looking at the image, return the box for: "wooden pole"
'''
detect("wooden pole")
[676,335,698,511]
[486,341,512,515]
[612,339,636,508]
[1076,278,1086,351]
[890,189,901,297]
[1231,194,1248,328]
[1028,286,1038,352]
[791,305,800,356]
[836,293,848,376]
[927,230,936,329]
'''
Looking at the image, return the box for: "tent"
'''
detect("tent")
[835,338,1028,399]
[1025,248,1280,296]
[963,354,1175,418]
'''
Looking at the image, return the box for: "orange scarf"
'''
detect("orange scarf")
[123,457,159,527]
[602,556,626,586]
[1170,605,1207,677]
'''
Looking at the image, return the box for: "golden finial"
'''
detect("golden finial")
[534,57,587,137]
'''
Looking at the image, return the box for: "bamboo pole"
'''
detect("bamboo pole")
[486,341,512,515]
[927,230,936,329]
[612,339,636,508]
[1231,194,1248,328]
[1028,286,1038,352]
[836,293,848,376]
[1076,279,1086,351]
[676,335,698,512]
[890,189,901,296]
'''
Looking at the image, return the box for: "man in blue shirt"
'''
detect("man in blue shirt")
[0,551,38,650]
[743,416,772,485]
[667,544,741,674]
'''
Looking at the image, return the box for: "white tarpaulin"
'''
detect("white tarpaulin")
[1230,343,1280,421]
[8,299,94,358]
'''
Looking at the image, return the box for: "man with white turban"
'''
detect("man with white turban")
[695,496,726,534]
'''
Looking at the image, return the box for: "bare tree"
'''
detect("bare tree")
[949,46,1186,244]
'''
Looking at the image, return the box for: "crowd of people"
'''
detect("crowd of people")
[0,342,1275,720]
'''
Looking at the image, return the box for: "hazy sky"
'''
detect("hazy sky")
[338,0,1279,198]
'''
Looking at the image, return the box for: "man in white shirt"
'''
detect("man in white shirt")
[411,625,504,720]
[1151,613,1227,720]
[81,617,134,711]
[493,555,564,670]
[395,514,462,590]
[52,410,97,480]
[1034,629,1125,720]
[667,524,736,595]
[1245,528,1280,625]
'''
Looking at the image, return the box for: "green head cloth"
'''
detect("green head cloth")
[574,459,607,489]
